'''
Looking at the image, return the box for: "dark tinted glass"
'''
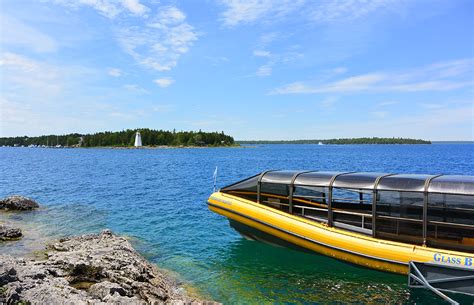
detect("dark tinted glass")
[221,174,259,193]
[261,182,289,197]
[294,171,341,186]
[333,172,387,190]
[427,193,474,252]
[376,191,424,245]
[377,174,433,192]
[261,170,298,184]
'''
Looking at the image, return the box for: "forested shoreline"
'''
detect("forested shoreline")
[238,137,431,145]
[0,129,236,147]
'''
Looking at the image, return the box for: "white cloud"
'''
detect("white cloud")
[48,2,196,73]
[256,65,272,77]
[121,0,149,16]
[151,104,173,113]
[117,6,198,71]
[320,96,338,108]
[0,15,58,53]
[219,0,305,26]
[271,59,474,94]
[123,84,149,94]
[52,0,149,18]
[332,67,348,74]
[377,100,398,107]
[309,0,395,24]
[253,50,271,57]
[218,0,398,26]
[371,111,388,119]
[108,68,122,77]
[0,52,62,95]
[153,78,175,87]
[421,103,444,109]
[158,6,186,24]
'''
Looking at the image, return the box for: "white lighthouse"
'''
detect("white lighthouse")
[134,131,142,147]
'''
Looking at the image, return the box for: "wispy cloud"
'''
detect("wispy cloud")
[256,65,272,77]
[370,111,388,119]
[0,52,62,95]
[218,0,399,26]
[121,0,149,16]
[252,46,303,77]
[117,6,198,71]
[205,56,230,66]
[52,0,149,18]
[218,0,305,27]
[271,59,474,94]
[153,78,175,88]
[309,0,397,24]
[320,96,338,108]
[108,68,122,77]
[253,50,271,57]
[377,100,398,107]
[123,84,149,94]
[49,1,197,73]
[0,15,58,53]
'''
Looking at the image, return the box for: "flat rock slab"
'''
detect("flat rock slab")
[0,196,39,211]
[0,225,22,241]
[0,229,216,304]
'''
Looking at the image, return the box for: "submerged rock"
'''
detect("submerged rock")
[0,225,22,241]
[0,195,39,211]
[0,229,213,304]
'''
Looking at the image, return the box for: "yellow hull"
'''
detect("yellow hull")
[208,192,474,275]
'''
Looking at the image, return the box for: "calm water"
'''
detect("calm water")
[1,144,473,303]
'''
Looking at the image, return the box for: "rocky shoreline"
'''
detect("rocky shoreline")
[0,196,215,304]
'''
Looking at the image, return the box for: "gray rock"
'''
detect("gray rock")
[0,229,215,304]
[0,225,22,240]
[0,195,39,210]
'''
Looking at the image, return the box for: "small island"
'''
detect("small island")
[237,137,431,145]
[0,129,236,148]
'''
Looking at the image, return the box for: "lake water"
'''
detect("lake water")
[1,144,473,303]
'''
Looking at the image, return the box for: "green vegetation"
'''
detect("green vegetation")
[237,137,431,145]
[0,129,235,147]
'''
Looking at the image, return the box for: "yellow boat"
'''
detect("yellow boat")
[208,171,474,275]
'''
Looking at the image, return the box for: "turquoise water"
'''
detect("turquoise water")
[1,144,473,303]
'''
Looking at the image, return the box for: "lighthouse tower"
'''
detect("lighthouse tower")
[134,131,142,147]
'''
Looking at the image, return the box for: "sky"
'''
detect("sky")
[0,0,473,141]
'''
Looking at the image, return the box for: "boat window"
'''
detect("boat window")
[260,182,289,197]
[292,186,328,222]
[375,191,424,245]
[220,174,259,201]
[427,193,474,252]
[332,188,372,234]
[259,182,290,212]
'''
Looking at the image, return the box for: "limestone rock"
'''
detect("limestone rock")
[0,229,215,304]
[0,225,22,241]
[0,195,39,210]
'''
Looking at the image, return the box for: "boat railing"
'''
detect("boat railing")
[225,170,474,251]
[263,199,374,234]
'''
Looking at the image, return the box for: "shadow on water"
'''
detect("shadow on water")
[199,238,463,303]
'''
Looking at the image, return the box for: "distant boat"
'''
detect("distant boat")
[318,141,324,145]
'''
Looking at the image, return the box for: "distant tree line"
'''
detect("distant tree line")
[237,137,431,145]
[0,129,235,147]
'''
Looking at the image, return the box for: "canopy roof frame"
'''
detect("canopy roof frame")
[226,170,474,241]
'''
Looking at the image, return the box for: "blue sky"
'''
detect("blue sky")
[0,0,473,140]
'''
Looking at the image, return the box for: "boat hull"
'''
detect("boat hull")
[208,192,474,275]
